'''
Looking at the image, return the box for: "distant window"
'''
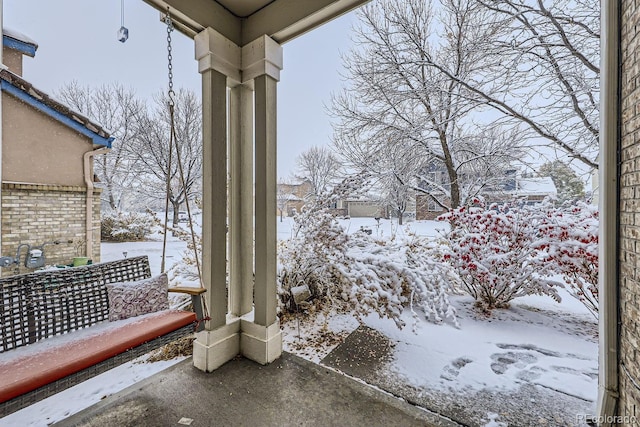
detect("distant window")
[427,199,443,212]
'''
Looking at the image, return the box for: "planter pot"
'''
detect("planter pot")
[73,257,90,267]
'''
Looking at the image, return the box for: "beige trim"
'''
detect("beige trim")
[244,0,370,45]
[83,148,109,260]
[142,0,370,47]
[194,27,242,83]
[142,0,238,42]
[1,182,98,192]
[241,35,283,82]
[597,0,619,422]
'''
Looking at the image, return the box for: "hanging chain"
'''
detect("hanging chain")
[160,7,175,274]
[161,7,204,291]
[164,8,175,106]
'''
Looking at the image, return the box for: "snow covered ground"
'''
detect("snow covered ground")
[1,217,598,427]
[279,217,598,426]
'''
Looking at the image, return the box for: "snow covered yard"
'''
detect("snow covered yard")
[1,217,598,426]
[279,217,599,426]
[282,288,597,427]
[360,292,597,426]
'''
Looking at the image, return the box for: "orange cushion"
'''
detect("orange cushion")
[0,310,195,404]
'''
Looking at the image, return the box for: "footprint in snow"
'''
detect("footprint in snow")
[440,356,473,381]
[490,351,537,375]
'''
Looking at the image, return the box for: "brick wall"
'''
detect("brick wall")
[1,183,101,275]
[415,194,447,220]
[618,0,640,417]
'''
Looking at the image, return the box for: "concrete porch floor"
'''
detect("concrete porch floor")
[55,352,459,427]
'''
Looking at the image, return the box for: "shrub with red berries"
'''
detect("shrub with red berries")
[533,201,598,317]
[439,199,562,311]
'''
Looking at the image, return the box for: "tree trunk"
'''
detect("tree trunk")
[397,209,404,226]
[107,183,117,211]
[172,201,180,227]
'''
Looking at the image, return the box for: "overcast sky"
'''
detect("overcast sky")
[3,0,358,178]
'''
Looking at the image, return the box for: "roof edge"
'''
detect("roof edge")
[2,35,37,58]
[0,73,113,148]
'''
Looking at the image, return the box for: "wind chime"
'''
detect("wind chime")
[117,0,129,42]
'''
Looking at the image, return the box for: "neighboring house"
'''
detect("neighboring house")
[415,172,557,220]
[0,29,113,274]
[336,198,389,219]
[415,194,449,221]
[276,180,393,219]
[511,177,557,204]
[277,180,312,217]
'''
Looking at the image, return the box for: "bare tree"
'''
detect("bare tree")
[295,146,343,198]
[131,89,203,225]
[332,0,525,211]
[277,178,296,222]
[56,82,144,211]
[383,175,411,225]
[441,0,600,169]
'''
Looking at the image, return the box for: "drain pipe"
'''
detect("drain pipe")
[596,0,620,423]
[83,148,109,260]
[0,1,4,276]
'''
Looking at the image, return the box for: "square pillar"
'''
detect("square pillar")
[193,27,241,372]
[253,73,278,327]
[229,84,254,317]
[192,29,284,369]
[239,35,283,364]
[200,67,228,328]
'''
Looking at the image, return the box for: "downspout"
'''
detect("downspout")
[0,1,4,276]
[83,147,109,260]
[596,0,620,422]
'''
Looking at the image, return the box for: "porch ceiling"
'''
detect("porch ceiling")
[141,0,369,46]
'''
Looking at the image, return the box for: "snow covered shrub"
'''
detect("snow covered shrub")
[337,233,460,328]
[278,176,360,312]
[439,200,561,311]
[278,175,459,328]
[101,210,157,242]
[534,202,598,316]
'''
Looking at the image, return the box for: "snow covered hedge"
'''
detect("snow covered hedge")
[534,201,599,316]
[439,199,599,315]
[101,210,157,242]
[439,200,562,312]
[278,176,459,328]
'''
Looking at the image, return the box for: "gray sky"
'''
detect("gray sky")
[3,0,358,178]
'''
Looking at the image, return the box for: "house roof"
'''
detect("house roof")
[0,69,114,148]
[517,177,557,196]
[2,28,38,57]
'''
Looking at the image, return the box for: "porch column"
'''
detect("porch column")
[192,27,242,372]
[239,36,283,364]
[229,84,254,316]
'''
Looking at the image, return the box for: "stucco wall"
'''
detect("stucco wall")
[618,0,640,416]
[2,47,23,76]
[2,91,91,187]
[0,183,101,275]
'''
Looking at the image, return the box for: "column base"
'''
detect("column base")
[240,317,282,365]
[193,318,240,372]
